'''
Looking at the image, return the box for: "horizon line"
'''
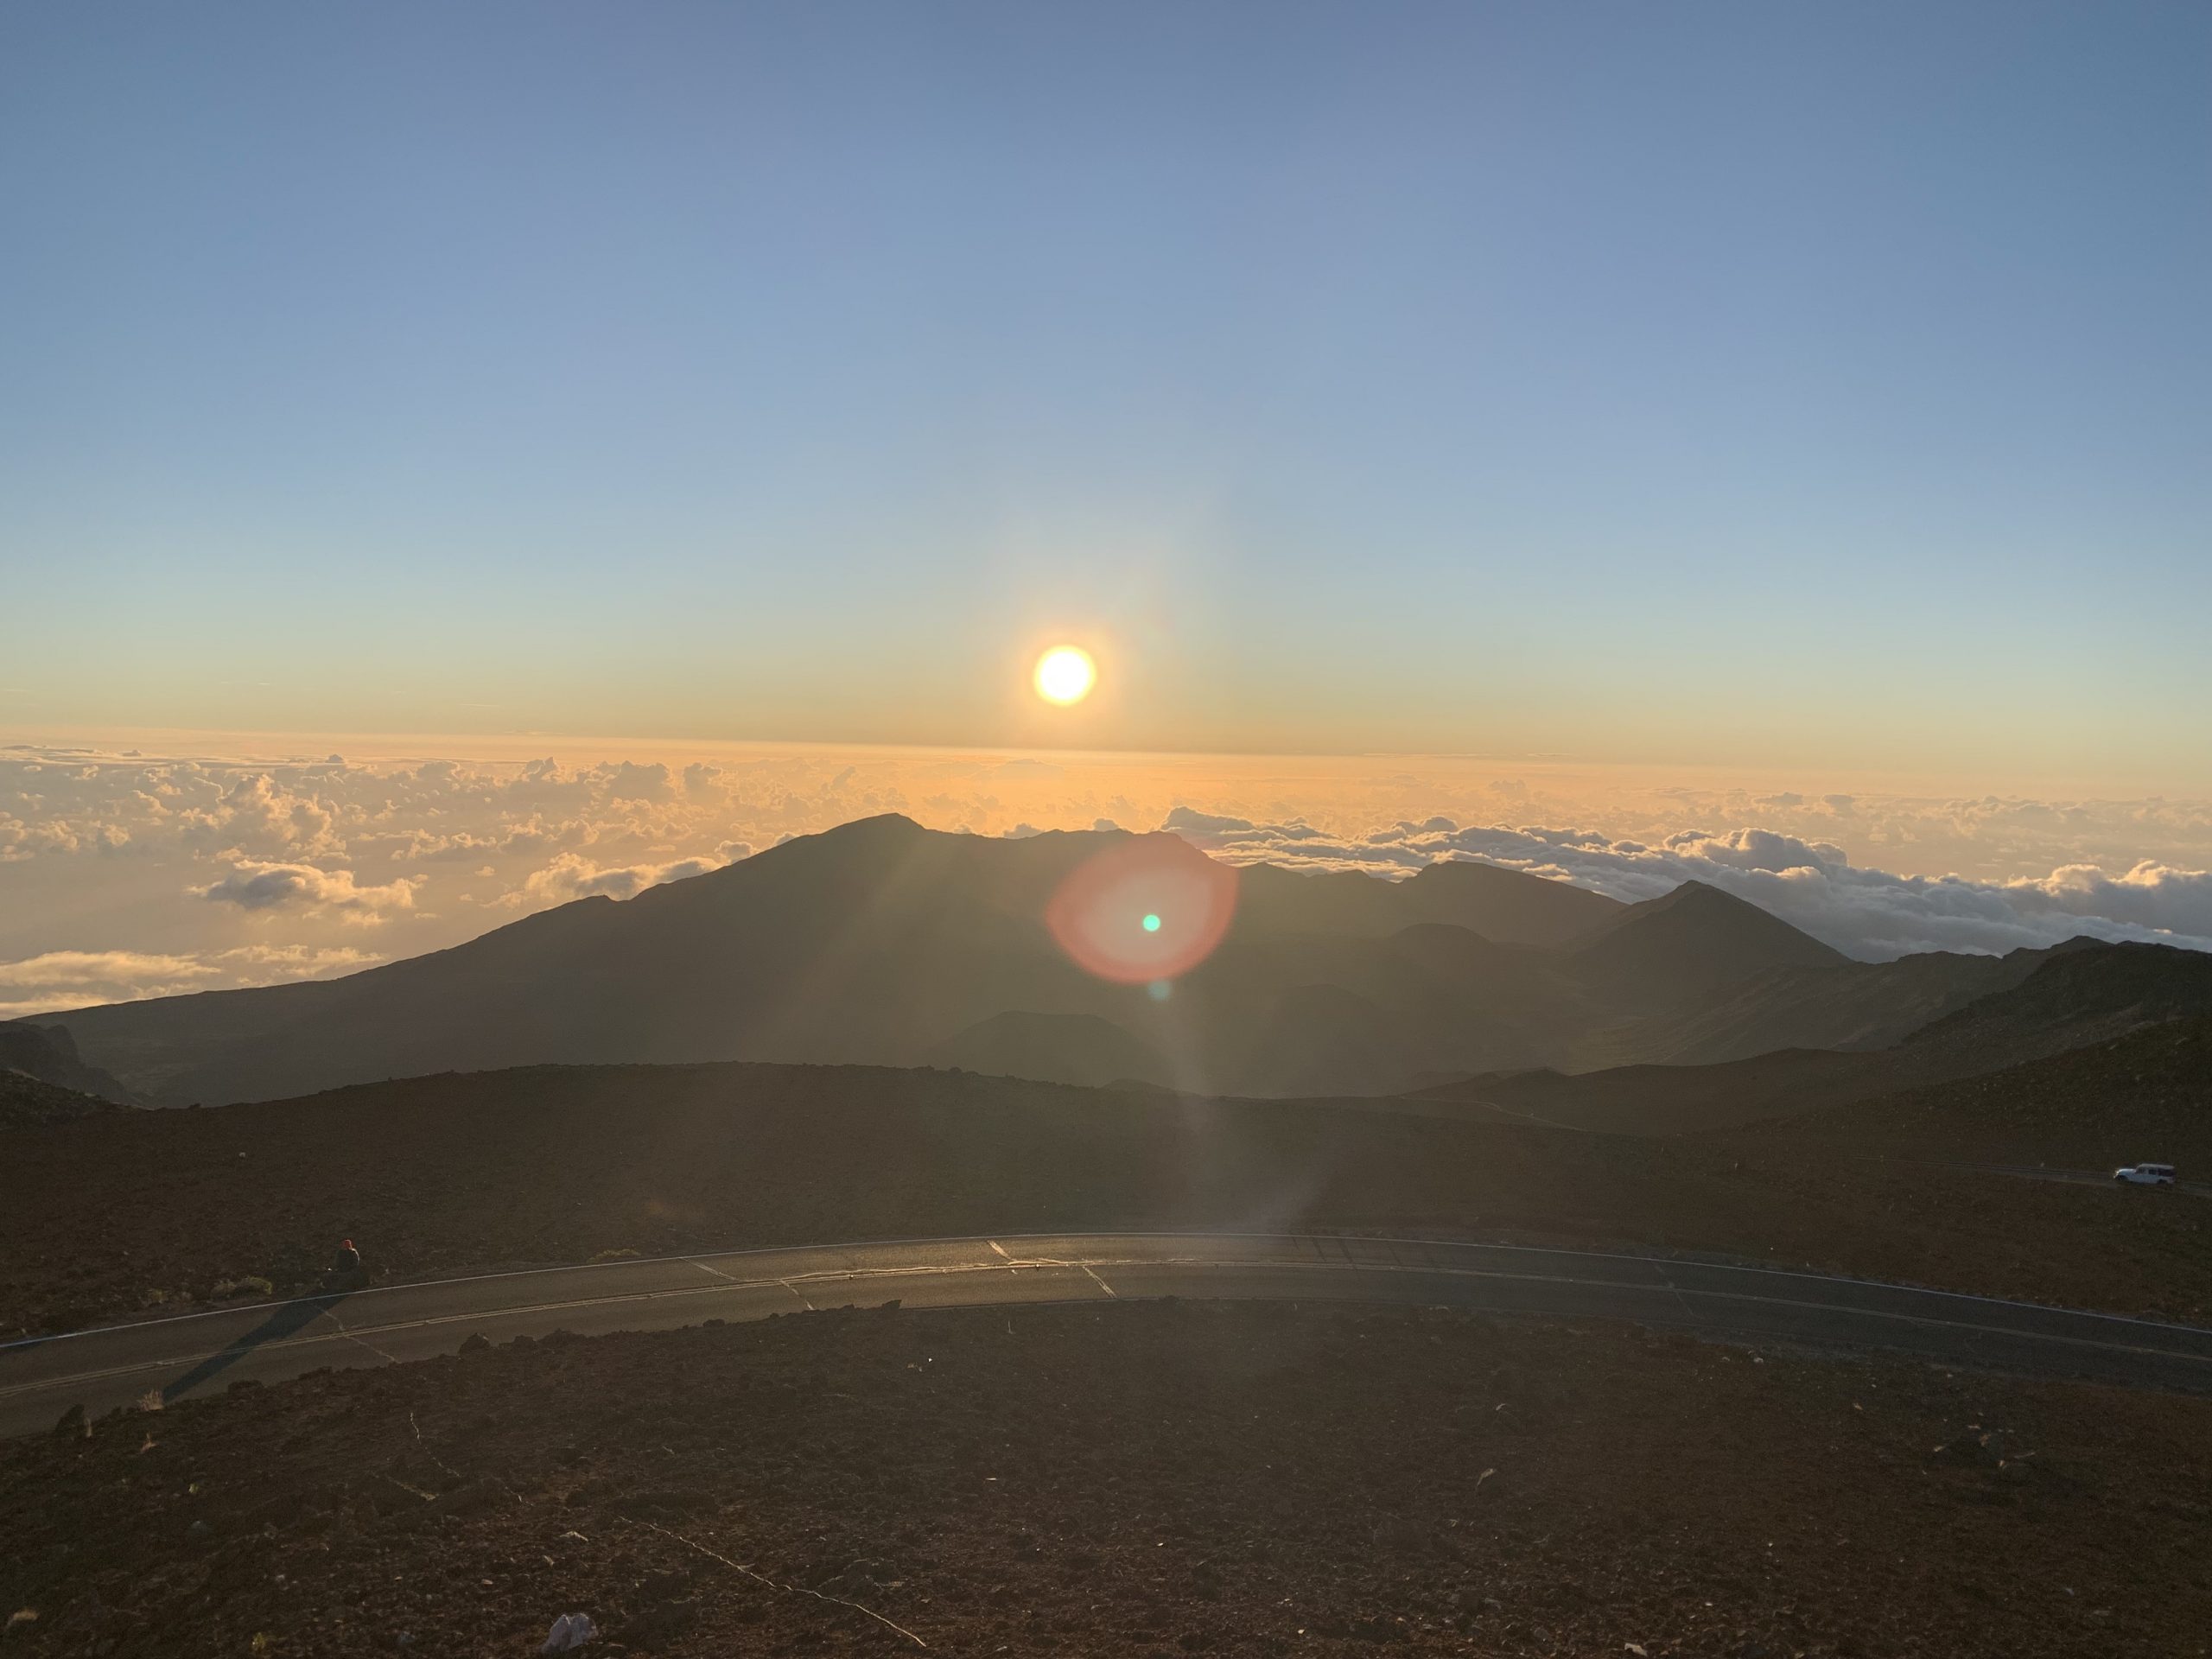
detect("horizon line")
[4,722,2203,800]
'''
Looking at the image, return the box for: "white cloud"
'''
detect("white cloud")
[218,944,384,977]
[595,761,673,802]
[177,772,344,858]
[1161,806,1255,834]
[510,850,730,906]
[0,949,218,991]
[200,861,422,920]
[2006,861,2212,938]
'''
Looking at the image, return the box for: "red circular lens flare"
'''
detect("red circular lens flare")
[1046,836,1239,985]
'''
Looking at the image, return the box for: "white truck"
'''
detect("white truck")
[2113,1162,2177,1186]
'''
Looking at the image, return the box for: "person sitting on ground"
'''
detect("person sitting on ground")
[332,1237,362,1277]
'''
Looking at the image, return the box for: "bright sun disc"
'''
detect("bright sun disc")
[1033,645,1096,705]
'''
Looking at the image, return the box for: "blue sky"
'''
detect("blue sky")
[3,2,2206,781]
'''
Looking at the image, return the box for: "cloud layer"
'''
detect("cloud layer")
[0,944,378,1020]
[1163,815,2212,961]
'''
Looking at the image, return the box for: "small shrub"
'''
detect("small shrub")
[589,1248,641,1263]
[211,1276,276,1301]
[139,1287,170,1308]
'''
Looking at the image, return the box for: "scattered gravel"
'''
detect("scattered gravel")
[5,1299,2209,1657]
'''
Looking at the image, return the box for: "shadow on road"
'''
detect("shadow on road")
[161,1292,352,1403]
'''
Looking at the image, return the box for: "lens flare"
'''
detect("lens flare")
[1033,645,1096,705]
[1046,836,1238,984]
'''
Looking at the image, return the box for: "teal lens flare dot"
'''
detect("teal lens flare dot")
[1141,912,1161,932]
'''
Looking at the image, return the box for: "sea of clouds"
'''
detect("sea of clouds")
[3,741,2208,1017]
[1160,809,2212,961]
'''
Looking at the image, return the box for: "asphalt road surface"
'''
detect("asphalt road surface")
[8,1232,2212,1437]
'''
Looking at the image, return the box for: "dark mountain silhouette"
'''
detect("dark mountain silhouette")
[1567,942,2068,1069]
[31,815,2207,1113]
[1902,940,2212,1063]
[1380,858,1624,947]
[1567,880,1849,1012]
[929,1011,1173,1090]
[0,1021,137,1106]
[33,817,1624,1106]
[1233,982,1420,1098]
[1214,855,1621,945]
[1175,921,1593,1094]
[1419,940,2212,1135]
[1415,1047,1892,1135]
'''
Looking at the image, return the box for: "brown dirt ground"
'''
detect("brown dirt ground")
[5,1063,2210,1339]
[4,1301,2209,1659]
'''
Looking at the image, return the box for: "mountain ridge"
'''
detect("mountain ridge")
[31,817,1619,1103]
[1417,938,2212,1134]
[29,815,2203,1109]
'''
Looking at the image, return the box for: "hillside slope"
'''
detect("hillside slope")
[35,818,1622,1105]
[1754,1014,2212,1170]
[1567,944,2060,1070]
[927,1010,1173,1090]
[1422,942,2212,1135]
[1567,880,1848,1012]
[10,1056,2212,1338]
[0,1021,137,1105]
[0,1070,122,1131]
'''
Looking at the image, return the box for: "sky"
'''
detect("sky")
[2,2,2208,781]
[3,6,2209,1013]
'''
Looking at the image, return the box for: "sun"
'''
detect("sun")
[1033,645,1096,706]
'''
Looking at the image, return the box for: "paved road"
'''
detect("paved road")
[7,1232,2212,1436]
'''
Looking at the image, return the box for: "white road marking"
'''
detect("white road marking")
[777,1279,816,1312]
[1651,1265,1705,1325]
[326,1312,402,1364]
[1462,1096,1581,1131]
[1081,1266,1118,1298]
